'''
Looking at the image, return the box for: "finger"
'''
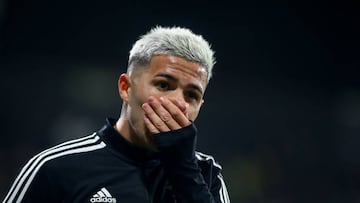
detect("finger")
[147,97,182,131]
[173,99,189,115]
[142,102,171,132]
[143,114,160,134]
[159,97,191,127]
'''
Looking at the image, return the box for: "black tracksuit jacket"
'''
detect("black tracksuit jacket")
[3,118,230,203]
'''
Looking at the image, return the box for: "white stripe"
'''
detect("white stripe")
[16,142,106,203]
[93,194,100,197]
[3,133,97,202]
[101,188,112,197]
[97,191,106,197]
[195,152,230,202]
[10,135,100,202]
[217,174,230,203]
[195,151,222,169]
[5,134,100,203]
[219,185,225,203]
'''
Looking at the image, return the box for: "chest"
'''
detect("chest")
[57,160,174,203]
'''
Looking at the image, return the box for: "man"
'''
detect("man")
[3,26,230,203]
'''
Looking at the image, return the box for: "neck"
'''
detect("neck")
[114,115,132,144]
[114,113,157,152]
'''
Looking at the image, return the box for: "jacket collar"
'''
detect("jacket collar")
[98,118,159,164]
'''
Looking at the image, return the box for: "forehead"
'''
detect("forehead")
[147,55,208,85]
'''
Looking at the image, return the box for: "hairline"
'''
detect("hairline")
[128,54,209,83]
[128,26,215,82]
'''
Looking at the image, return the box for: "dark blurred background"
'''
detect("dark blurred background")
[1,0,359,202]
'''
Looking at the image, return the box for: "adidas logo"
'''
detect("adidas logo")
[90,187,117,203]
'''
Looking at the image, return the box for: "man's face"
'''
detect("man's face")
[122,55,208,150]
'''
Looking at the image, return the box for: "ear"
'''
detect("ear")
[118,73,131,104]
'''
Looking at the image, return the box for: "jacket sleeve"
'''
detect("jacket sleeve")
[153,123,230,203]
[2,155,62,203]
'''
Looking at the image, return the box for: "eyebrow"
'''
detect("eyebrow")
[154,73,204,95]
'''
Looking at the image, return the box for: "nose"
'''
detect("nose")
[168,89,185,102]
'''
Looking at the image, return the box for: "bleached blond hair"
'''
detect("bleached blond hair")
[128,26,216,82]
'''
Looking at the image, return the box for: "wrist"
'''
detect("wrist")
[153,123,197,161]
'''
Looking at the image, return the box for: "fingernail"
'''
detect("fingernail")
[159,97,165,103]
[182,101,188,108]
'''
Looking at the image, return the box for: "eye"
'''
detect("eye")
[155,81,170,91]
[185,91,200,102]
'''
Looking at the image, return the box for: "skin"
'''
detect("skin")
[114,55,208,151]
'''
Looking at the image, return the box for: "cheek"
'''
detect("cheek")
[135,83,159,102]
[131,87,149,106]
[188,105,202,121]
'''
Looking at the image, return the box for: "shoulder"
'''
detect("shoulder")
[4,133,107,203]
[195,151,222,169]
[195,151,230,202]
[23,133,106,176]
[195,151,223,176]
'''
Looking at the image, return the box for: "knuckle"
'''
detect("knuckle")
[160,113,172,123]
[154,121,164,129]
[171,110,182,119]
